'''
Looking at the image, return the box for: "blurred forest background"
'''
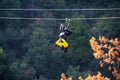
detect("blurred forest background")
[0,0,120,80]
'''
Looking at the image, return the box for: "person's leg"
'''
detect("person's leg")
[55,39,63,47]
[61,39,68,48]
[56,38,69,52]
[64,47,68,53]
[61,46,64,50]
[61,39,68,53]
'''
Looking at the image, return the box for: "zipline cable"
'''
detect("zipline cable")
[0,8,120,11]
[0,17,120,20]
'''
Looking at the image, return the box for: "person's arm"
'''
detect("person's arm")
[64,29,72,36]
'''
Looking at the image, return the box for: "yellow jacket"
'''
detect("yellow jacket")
[55,38,68,48]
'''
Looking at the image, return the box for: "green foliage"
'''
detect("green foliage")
[27,27,49,66]
[79,70,94,79]
[17,66,36,80]
[90,18,120,39]
[26,26,55,78]
[30,0,65,8]
[66,66,81,80]
[0,48,3,55]
[68,14,92,65]
[0,32,7,48]
[0,0,120,80]
[9,60,36,80]
[0,0,21,8]
[9,61,20,75]
[0,51,6,75]
[66,66,94,79]
[0,64,6,75]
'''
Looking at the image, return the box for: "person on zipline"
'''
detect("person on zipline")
[55,23,72,52]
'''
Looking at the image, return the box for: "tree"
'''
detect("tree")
[90,18,120,39]
[67,14,92,65]
[90,36,120,79]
